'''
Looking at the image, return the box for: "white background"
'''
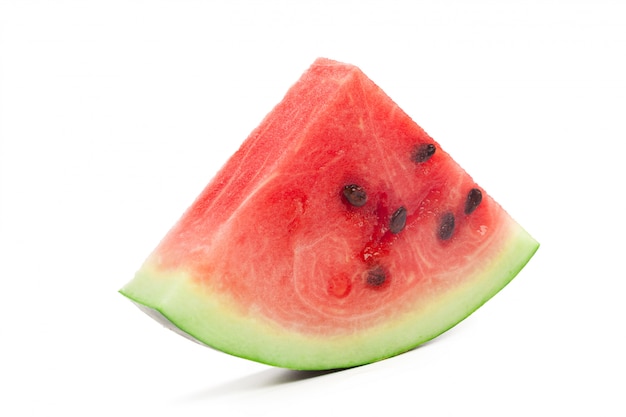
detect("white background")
[1,1,625,416]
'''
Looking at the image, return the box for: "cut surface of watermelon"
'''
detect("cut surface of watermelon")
[120,58,539,370]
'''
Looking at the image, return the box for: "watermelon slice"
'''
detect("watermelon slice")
[120,58,538,370]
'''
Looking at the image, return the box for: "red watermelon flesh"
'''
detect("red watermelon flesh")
[120,58,539,370]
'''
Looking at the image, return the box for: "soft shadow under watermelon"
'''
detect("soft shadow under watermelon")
[179,368,345,402]
[178,343,443,403]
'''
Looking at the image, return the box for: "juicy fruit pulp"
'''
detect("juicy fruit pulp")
[120,58,539,370]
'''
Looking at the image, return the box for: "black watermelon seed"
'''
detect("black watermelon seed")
[464,188,483,215]
[366,266,386,287]
[438,212,455,240]
[390,206,407,234]
[342,184,367,207]
[411,143,436,163]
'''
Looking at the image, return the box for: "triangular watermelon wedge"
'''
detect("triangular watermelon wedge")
[120,58,539,370]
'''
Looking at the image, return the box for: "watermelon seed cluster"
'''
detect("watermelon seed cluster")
[340,143,484,290]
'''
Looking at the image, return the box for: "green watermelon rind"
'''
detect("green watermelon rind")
[120,220,538,370]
